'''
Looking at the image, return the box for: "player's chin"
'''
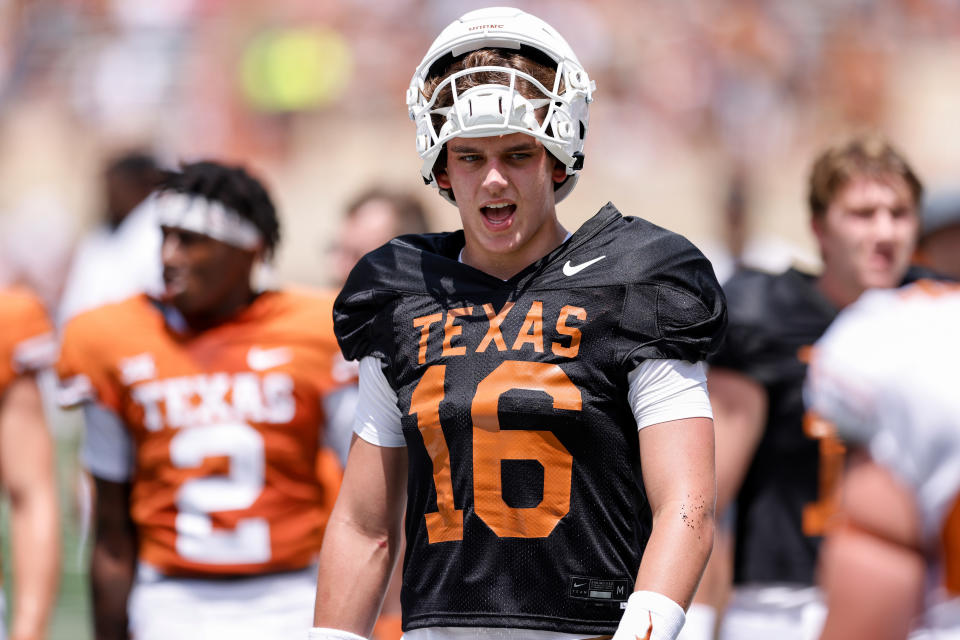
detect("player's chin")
[860,266,903,289]
[162,281,201,314]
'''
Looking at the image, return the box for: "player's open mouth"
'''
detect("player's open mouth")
[480,202,516,229]
[868,248,895,270]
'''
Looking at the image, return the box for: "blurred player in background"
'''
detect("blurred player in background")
[916,188,960,281]
[58,151,168,325]
[806,280,960,640]
[56,161,350,640]
[0,288,59,640]
[323,186,432,465]
[313,7,726,640]
[330,186,430,289]
[697,135,930,640]
[323,186,433,640]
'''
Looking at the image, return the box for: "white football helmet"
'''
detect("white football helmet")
[407,6,595,204]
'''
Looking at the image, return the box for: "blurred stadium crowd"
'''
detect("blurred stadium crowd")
[2,1,960,639]
[1,0,960,303]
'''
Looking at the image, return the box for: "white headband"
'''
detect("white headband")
[154,191,264,251]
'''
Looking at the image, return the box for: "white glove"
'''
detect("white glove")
[308,628,368,640]
[612,591,686,640]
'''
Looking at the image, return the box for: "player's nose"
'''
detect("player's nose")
[871,208,899,242]
[482,163,509,193]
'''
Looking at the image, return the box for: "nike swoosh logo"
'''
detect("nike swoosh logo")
[247,346,293,371]
[573,581,588,588]
[562,255,606,276]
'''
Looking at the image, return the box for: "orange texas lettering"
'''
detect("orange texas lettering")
[412,301,587,364]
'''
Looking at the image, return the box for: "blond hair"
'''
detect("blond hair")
[808,135,923,218]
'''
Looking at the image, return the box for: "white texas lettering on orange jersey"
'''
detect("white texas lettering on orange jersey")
[56,289,353,577]
[132,372,296,431]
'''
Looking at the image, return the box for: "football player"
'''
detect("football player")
[328,187,432,640]
[312,7,726,640]
[330,186,431,289]
[699,135,929,640]
[806,280,960,640]
[58,151,168,325]
[916,188,960,281]
[56,162,350,640]
[0,288,59,640]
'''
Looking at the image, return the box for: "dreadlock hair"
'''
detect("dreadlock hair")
[160,161,281,259]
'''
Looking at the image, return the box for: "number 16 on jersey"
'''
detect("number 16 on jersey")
[409,361,581,542]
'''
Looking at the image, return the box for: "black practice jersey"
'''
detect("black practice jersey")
[710,265,940,586]
[334,204,726,634]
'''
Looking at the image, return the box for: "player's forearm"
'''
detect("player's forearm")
[313,514,402,636]
[90,535,137,640]
[8,487,60,640]
[635,498,715,609]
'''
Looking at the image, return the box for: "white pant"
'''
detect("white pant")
[718,584,826,640]
[910,596,960,639]
[129,564,316,640]
[0,587,6,640]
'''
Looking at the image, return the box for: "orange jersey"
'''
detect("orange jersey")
[57,290,352,577]
[0,287,55,392]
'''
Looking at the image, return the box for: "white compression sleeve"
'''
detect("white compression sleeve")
[613,591,687,640]
[308,628,367,640]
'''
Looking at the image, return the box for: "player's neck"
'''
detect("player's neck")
[462,221,569,280]
[815,270,862,310]
[179,287,258,332]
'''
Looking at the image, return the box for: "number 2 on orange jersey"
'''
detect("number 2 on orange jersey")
[409,361,580,542]
[170,422,270,564]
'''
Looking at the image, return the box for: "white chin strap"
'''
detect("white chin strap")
[154,192,264,251]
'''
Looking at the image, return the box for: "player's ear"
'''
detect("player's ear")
[552,160,567,185]
[435,169,451,190]
[810,213,826,245]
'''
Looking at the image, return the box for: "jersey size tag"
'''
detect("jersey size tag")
[569,576,631,603]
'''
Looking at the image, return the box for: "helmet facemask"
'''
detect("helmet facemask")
[407,8,595,205]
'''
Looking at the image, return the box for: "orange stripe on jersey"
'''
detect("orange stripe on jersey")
[899,279,960,300]
[58,289,351,577]
[943,493,960,595]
